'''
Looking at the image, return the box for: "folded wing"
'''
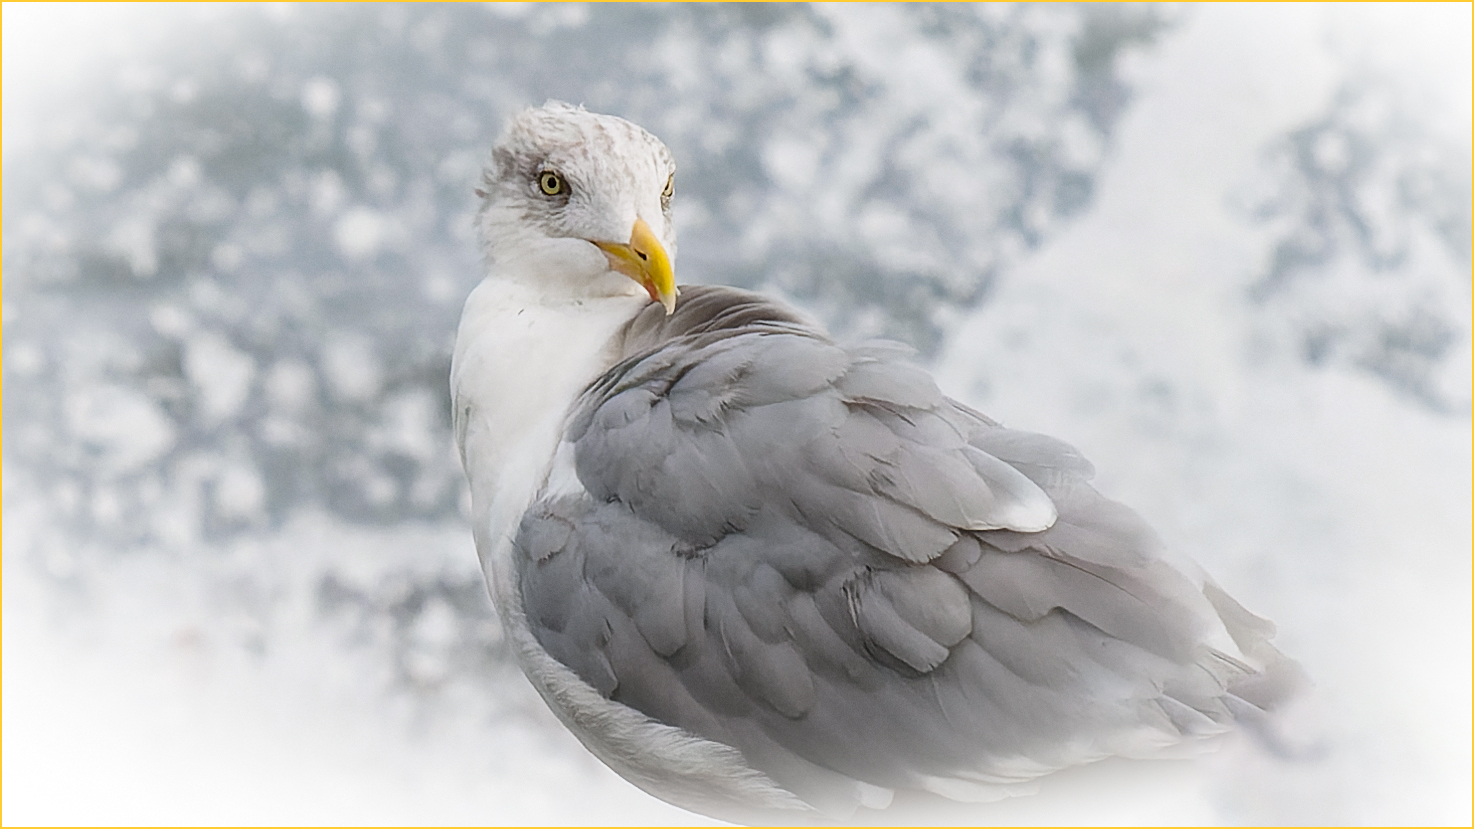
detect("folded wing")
[516,286,1295,816]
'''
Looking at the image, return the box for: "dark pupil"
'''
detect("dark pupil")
[542,173,559,192]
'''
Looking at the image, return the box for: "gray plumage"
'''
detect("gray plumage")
[453,102,1300,825]
[513,285,1299,820]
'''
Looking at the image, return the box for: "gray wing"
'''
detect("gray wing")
[516,286,1294,813]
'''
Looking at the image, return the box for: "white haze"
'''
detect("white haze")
[4,3,1469,825]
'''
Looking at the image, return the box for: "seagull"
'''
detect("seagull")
[451,101,1300,824]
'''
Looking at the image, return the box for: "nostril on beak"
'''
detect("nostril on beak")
[636,251,648,261]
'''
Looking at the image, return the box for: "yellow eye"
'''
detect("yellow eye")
[661,174,674,203]
[538,170,566,196]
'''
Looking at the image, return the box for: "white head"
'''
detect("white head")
[476,101,679,313]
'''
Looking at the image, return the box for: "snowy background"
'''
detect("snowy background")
[3,3,1469,824]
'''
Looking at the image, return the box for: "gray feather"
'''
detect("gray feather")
[513,285,1299,811]
[846,570,953,673]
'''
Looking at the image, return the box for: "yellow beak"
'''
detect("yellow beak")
[593,217,678,315]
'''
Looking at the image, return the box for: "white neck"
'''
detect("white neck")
[450,277,647,567]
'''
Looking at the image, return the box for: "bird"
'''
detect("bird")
[450,101,1302,824]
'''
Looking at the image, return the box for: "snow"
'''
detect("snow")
[334,207,397,261]
[321,332,385,403]
[63,383,177,477]
[4,3,1469,825]
[302,76,344,120]
[185,331,257,423]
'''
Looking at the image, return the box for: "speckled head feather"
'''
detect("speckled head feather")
[475,101,677,289]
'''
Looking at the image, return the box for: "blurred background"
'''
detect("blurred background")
[3,2,1469,824]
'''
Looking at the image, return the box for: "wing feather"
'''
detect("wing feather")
[513,286,1296,811]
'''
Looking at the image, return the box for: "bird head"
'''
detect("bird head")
[476,101,679,314]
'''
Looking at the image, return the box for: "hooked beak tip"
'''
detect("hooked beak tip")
[594,217,677,315]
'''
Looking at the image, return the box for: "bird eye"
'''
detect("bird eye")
[661,174,674,205]
[537,170,566,197]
